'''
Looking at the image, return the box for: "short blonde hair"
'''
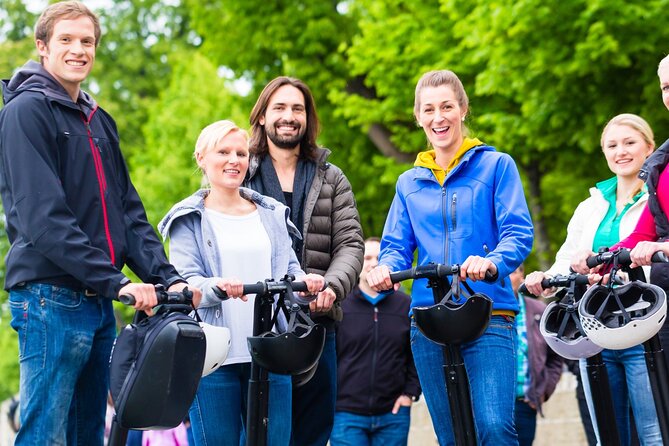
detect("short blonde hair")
[195,120,249,160]
[600,113,655,150]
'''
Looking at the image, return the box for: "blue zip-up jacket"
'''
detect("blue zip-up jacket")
[0,61,183,297]
[158,187,309,327]
[379,144,533,313]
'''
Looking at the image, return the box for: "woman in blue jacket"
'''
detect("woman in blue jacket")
[367,70,533,445]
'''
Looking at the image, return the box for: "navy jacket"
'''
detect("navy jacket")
[0,61,182,297]
[335,286,420,415]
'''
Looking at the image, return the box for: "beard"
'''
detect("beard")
[266,120,306,149]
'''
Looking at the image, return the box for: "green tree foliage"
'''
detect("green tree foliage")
[133,51,247,226]
[2,0,669,400]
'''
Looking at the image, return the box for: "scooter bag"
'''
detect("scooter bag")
[109,310,206,429]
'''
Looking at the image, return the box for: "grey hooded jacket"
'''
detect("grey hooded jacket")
[158,187,307,326]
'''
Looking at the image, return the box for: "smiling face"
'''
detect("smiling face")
[197,130,250,192]
[602,124,653,180]
[260,84,307,151]
[36,16,96,101]
[415,84,467,154]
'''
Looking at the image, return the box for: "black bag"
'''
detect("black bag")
[109,306,206,429]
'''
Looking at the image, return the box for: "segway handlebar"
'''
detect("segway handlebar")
[389,263,497,284]
[518,273,590,297]
[586,249,668,268]
[118,285,193,306]
[212,277,328,300]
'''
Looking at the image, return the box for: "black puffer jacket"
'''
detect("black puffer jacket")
[247,148,364,322]
[0,61,182,297]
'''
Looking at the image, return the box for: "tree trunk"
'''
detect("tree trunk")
[525,162,552,271]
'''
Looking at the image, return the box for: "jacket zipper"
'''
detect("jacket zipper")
[451,193,457,232]
[442,188,448,262]
[368,306,379,411]
[82,107,115,264]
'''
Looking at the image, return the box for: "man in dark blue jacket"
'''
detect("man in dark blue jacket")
[0,2,198,445]
[331,237,420,446]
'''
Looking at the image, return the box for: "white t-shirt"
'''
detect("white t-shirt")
[205,208,272,365]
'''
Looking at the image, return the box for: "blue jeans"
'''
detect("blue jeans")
[513,399,536,446]
[8,282,116,446]
[579,346,662,446]
[291,331,337,446]
[411,315,518,446]
[330,407,411,446]
[189,362,291,446]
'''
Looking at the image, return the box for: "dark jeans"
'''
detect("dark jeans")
[291,331,337,446]
[514,400,537,446]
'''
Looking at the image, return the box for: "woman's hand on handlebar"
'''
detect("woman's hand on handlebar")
[570,249,597,274]
[367,265,393,292]
[216,278,246,302]
[118,283,158,315]
[459,256,497,282]
[524,271,553,297]
[168,282,201,309]
[629,241,669,268]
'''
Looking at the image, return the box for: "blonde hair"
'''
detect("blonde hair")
[414,70,469,117]
[195,120,249,160]
[600,113,655,150]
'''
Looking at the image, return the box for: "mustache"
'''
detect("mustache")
[275,119,300,128]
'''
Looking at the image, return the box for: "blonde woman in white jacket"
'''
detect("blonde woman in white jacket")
[525,114,661,446]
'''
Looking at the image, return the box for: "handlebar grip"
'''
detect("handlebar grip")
[586,254,604,268]
[652,252,669,263]
[119,294,135,305]
[389,268,415,284]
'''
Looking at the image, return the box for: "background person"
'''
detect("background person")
[509,265,563,446]
[330,237,420,446]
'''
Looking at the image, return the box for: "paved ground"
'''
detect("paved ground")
[408,371,588,445]
[0,372,588,445]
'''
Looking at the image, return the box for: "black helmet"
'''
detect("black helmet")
[413,279,492,345]
[292,362,319,387]
[248,299,325,375]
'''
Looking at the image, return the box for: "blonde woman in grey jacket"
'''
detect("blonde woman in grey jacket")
[525,114,661,446]
[159,120,324,446]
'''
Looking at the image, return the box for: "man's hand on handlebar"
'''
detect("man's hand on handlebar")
[366,264,393,292]
[310,286,336,313]
[168,282,201,309]
[118,283,158,315]
[459,255,497,282]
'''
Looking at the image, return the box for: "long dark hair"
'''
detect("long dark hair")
[249,76,320,160]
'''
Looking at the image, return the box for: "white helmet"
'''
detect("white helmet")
[199,323,231,377]
[539,301,603,360]
[579,282,667,350]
